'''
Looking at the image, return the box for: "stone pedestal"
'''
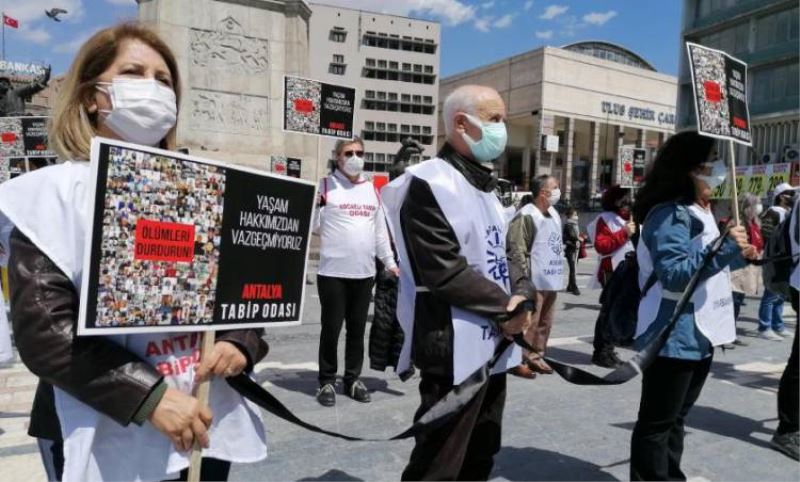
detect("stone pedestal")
[137,0,320,180]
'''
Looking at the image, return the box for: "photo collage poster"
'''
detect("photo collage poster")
[79,138,317,335]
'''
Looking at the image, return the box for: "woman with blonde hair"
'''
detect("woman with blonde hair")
[0,23,267,481]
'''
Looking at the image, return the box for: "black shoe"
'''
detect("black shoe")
[344,379,371,403]
[592,350,620,369]
[732,338,748,347]
[609,350,624,366]
[316,383,336,407]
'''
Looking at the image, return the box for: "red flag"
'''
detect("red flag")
[3,15,19,29]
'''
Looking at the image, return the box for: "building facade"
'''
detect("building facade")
[133,0,321,178]
[309,3,441,176]
[678,0,799,165]
[439,42,677,205]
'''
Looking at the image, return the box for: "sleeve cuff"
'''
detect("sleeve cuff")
[131,380,168,426]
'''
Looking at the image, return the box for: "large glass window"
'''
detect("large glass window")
[751,63,799,107]
[756,7,800,51]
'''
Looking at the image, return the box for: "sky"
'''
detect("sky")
[1,0,684,78]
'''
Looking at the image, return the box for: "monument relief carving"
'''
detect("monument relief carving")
[189,89,269,134]
[189,16,269,74]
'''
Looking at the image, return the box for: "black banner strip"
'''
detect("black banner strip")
[228,339,512,441]
[229,233,730,439]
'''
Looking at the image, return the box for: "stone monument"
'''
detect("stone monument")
[0,66,51,117]
[137,0,320,179]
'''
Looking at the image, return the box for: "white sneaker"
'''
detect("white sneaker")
[759,330,784,341]
[775,329,794,338]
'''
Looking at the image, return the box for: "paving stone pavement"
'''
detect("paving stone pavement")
[1,256,798,481]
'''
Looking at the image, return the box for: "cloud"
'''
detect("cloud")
[535,30,553,39]
[493,14,514,29]
[583,10,618,26]
[317,0,476,26]
[539,4,568,20]
[481,1,495,9]
[105,0,134,4]
[20,26,51,45]
[53,32,92,54]
[474,16,493,32]
[524,1,534,11]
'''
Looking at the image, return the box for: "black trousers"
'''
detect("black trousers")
[777,292,799,435]
[565,250,578,291]
[630,356,712,481]
[402,372,506,481]
[317,275,375,386]
[592,271,614,354]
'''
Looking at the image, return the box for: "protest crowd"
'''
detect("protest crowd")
[0,20,797,482]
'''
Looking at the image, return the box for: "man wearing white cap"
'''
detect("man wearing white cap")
[758,182,798,340]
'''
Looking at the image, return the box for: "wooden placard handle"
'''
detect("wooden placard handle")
[187,331,216,482]
[728,141,741,226]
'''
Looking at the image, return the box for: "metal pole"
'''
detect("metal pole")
[2,13,5,61]
[729,141,741,226]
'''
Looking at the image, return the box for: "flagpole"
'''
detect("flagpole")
[2,12,5,61]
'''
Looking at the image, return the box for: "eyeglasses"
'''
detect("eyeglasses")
[343,150,365,157]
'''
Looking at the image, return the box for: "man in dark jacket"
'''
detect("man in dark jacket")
[383,85,534,481]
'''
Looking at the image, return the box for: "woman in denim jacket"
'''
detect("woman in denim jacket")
[629,131,757,481]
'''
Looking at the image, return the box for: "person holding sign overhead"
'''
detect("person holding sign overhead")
[0,24,268,481]
[629,131,757,481]
[314,136,399,407]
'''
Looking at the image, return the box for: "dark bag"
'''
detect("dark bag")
[596,248,656,346]
[763,215,796,297]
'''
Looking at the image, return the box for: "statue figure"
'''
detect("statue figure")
[0,65,51,117]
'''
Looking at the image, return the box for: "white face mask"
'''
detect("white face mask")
[548,188,561,207]
[97,77,177,146]
[341,155,364,177]
[754,203,764,216]
[696,160,727,190]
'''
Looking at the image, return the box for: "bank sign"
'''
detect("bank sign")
[600,101,676,127]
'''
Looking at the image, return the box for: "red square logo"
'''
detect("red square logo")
[703,81,722,103]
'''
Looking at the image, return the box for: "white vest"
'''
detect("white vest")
[586,212,634,289]
[636,204,736,347]
[381,159,521,385]
[769,205,789,224]
[317,171,384,279]
[0,162,267,482]
[518,204,565,291]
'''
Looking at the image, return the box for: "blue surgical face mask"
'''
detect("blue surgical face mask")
[461,113,508,163]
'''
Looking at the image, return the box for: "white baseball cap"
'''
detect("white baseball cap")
[774,182,799,197]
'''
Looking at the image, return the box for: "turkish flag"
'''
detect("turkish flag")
[3,15,19,29]
[1,132,16,143]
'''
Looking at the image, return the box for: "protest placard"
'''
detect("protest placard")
[78,138,317,335]
[686,42,752,146]
[283,75,355,139]
[619,146,647,189]
[0,117,56,182]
